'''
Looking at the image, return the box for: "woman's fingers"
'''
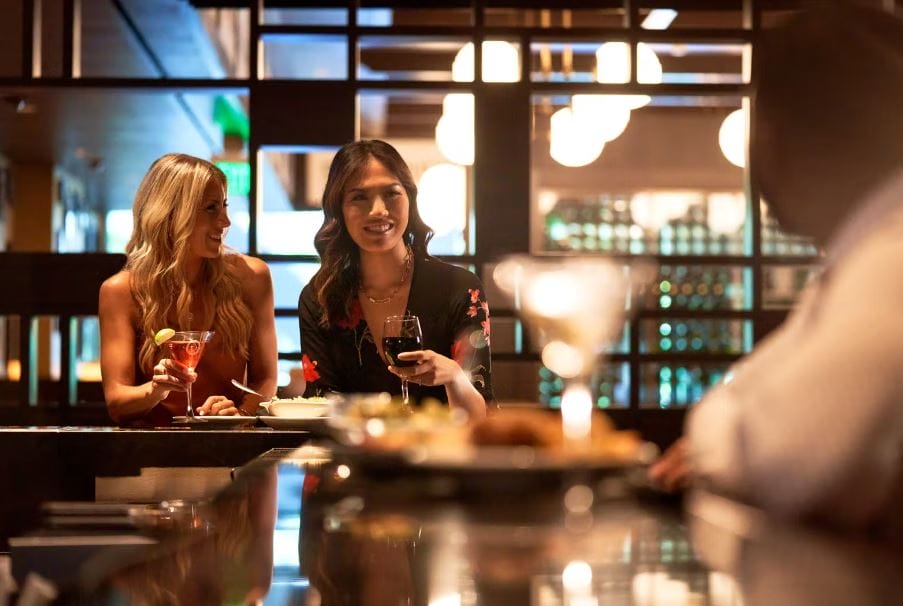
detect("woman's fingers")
[151,360,192,392]
[196,395,239,416]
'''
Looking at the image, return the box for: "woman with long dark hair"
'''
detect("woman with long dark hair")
[299,140,492,419]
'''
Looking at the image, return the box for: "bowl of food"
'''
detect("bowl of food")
[263,396,330,419]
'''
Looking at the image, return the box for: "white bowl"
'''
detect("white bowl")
[266,398,330,419]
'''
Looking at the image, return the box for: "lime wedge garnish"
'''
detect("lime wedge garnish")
[154,328,176,346]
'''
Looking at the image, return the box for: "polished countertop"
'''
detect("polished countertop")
[34,444,903,605]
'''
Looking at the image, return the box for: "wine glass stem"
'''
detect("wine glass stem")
[401,379,409,406]
[186,369,194,418]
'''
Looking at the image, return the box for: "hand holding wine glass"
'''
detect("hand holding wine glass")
[382,314,422,406]
[162,330,215,418]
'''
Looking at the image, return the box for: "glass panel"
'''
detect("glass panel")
[531,95,748,255]
[761,200,820,256]
[275,317,300,355]
[257,148,336,256]
[358,91,472,256]
[359,38,520,83]
[262,8,348,25]
[526,323,629,355]
[74,316,102,382]
[640,319,751,354]
[195,8,250,78]
[638,5,745,30]
[640,362,730,409]
[262,35,347,80]
[637,265,751,311]
[762,265,821,310]
[358,37,464,82]
[277,359,302,391]
[268,262,320,310]
[489,317,522,355]
[539,363,629,409]
[79,3,247,78]
[651,42,746,85]
[485,9,625,28]
[530,41,618,83]
[358,8,472,27]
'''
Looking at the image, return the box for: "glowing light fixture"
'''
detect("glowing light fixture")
[595,42,662,110]
[417,163,467,236]
[452,41,520,83]
[706,192,747,234]
[549,107,606,168]
[719,108,747,168]
[571,94,632,143]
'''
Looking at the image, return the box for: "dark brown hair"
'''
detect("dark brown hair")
[309,139,433,326]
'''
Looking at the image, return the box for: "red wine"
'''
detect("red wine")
[383,336,422,367]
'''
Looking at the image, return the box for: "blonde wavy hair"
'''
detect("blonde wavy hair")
[126,153,252,375]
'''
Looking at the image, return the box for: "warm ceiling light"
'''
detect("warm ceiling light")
[435,112,474,166]
[417,163,467,236]
[571,95,632,143]
[549,107,606,168]
[719,108,747,168]
[452,41,520,83]
[595,42,663,110]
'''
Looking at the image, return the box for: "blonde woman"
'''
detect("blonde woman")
[99,153,277,426]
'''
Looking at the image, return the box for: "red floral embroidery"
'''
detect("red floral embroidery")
[301,354,321,382]
[481,319,491,342]
[451,339,463,362]
[467,306,478,318]
[481,300,490,317]
[469,288,480,303]
[336,299,364,329]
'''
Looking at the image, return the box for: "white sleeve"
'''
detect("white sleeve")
[687,225,903,527]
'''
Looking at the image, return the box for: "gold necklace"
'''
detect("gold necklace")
[361,246,413,304]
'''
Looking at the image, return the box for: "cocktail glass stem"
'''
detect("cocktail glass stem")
[186,373,194,418]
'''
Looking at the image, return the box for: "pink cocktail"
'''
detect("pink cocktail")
[166,330,214,418]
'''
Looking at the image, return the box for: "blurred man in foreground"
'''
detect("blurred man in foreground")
[650,3,903,539]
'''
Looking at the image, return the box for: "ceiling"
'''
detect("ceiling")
[0,0,229,211]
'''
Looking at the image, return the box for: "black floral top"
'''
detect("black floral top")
[298,255,494,405]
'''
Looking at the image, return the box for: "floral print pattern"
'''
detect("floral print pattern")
[301,353,321,382]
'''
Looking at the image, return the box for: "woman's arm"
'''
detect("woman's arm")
[240,256,278,414]
[393,275,493,419]
[298,286,342,396]
[99,272,191,424]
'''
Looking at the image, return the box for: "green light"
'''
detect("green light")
[660,280,672,293]
[659,322,672,336]
[216,161,250,197]
[659,295,672,308]
[660,337,672,351]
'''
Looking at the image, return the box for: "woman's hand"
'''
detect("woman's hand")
[151,358,195,399]
[196,395,242,416]
[390,350,467,388]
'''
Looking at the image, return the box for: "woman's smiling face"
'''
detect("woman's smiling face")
[341,156,410,255]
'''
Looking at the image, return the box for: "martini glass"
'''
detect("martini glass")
[166,330,215,419]
[382,314,422,406]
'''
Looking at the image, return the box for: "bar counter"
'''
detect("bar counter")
[0,426,310,551]
[13,444,901,605]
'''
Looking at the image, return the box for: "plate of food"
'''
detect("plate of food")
[328,395,655,479]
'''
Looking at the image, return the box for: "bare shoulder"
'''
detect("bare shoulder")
[99,270,133,305]
[228,254,272,295]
